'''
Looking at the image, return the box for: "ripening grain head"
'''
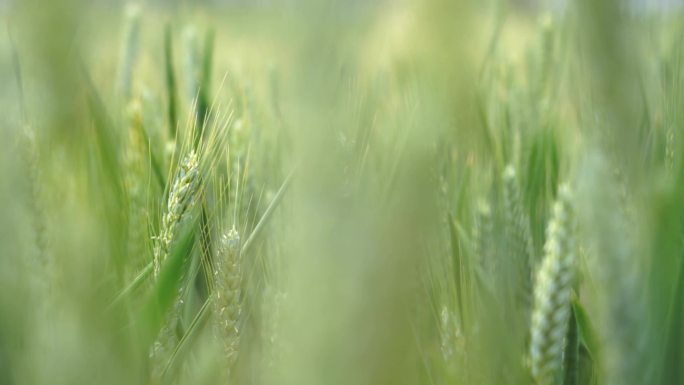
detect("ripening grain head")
[530,185,575,385]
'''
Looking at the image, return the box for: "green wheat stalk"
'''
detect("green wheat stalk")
[183,26,200,103]
[116,3,141,100]
[20,125,48,268]
[164,24,179,138]
[123,99,148,269]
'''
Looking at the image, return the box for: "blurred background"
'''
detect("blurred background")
[1,1,684,385]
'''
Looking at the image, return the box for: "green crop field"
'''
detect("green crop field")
[0,1,682,385]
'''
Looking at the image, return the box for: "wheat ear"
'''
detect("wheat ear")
[154,150,200,278]
[530,185,575,385]
[213,227,242,372]
[473,198,494,274]
[503,165,535,313]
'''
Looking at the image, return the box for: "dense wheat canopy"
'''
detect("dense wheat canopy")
[0,1,683,385]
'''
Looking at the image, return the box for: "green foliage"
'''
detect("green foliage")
[1,1,684,385]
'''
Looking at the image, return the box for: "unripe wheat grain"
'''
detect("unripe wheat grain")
[149,149,201,379]
[154,150,200,278]
[530,185,575,385]
[213,227,242,372]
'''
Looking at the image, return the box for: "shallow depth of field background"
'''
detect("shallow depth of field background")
[1,1,684,385]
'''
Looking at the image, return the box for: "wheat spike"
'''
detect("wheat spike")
[261,285,287,371]
[213,227,242,372]
[149,149,201,380]
[473,198,495,274]
[530,185,575,385]
[154,150,200,278]
[503,165,535,312]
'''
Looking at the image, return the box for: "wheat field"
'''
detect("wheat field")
[0,1,683,385]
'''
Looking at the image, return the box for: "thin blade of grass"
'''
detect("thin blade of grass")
[109,262,153,309]
[447,212,466,332]
[571,297,599,361]
[164,23,178,138]
[241,169,294,255]
[162,296,213,376]
[136,117,166,190]
[563,302,580,385]
[194,27,215,147]
[140,218,198,347]
[81,63,123,197]
[8,29,27,124]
